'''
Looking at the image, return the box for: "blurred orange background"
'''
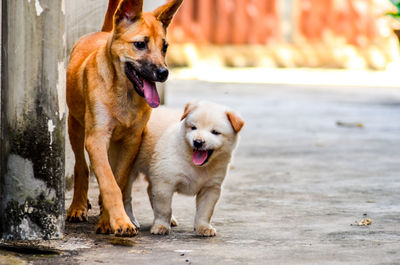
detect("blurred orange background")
[166,0,400,70]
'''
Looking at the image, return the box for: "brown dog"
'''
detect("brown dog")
[66,0,183,236]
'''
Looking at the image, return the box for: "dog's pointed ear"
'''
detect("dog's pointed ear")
[114,0,143,29]
[226,112,245,133]
[181,102,195,121]
[153,0,183,29]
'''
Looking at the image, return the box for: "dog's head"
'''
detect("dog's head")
[180,101,245,167]
[110,0,183,108]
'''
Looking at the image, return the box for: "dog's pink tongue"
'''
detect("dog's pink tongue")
[193,150,208,166]
[143,80,160,108]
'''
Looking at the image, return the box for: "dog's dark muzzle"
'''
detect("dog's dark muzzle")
[124,62,161,108]
[135,61,169,83]
[155,67,169,82]
[125,62,144,97]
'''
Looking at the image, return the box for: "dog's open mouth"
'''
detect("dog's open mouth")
[125,62,160,108]
[192,149,214,166]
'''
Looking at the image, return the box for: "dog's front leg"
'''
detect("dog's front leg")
[85,130,137,237]
[149,184,174,235]
[113,136,143,230]
[114,135,143,194]
[194,186,221,237]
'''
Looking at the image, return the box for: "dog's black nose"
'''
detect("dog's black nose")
[193,139,205,149]
[156,67,169,82]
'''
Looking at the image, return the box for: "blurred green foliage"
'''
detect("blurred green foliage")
[387,0,400,21]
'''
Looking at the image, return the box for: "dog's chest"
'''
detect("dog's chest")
[111,105,151,138]
[176,169,213,195]
[107,83,151,126]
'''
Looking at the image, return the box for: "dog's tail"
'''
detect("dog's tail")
[101,0,120,32]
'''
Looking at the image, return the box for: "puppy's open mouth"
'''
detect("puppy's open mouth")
[193,149,214,166]
[124,62,160,108]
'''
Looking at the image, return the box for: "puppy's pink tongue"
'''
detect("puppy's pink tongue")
[143,80,160,108]
[193,150,208,166]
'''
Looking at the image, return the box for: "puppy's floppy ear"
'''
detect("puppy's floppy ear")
[181,102,195,121]
[153,0,183,29]
[114,0,143,29]
[226,111,245,133]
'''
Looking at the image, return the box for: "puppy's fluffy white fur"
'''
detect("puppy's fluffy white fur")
[123,101,244,236]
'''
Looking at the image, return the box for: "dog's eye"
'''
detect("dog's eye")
[133,41,147,50]
[211,130,221,135]
[191,126,197,130]
[162,43,169,53]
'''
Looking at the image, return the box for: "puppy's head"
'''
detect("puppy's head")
[180,101,245,167]
[110,0,183,108]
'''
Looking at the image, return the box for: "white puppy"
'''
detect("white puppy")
[123,101,244,236]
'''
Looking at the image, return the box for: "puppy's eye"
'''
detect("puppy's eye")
[211,130,221,135]
[162,43,169,53]
[191,126,197,130]
[133,41,147,50]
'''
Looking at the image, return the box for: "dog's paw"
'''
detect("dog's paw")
[66,200,91,222]
[129,216,141,230]
[151,223,171,235]
[96,214,113,235]
[196,225,216,237]
[110,216,138,237]
[170,215,179,227]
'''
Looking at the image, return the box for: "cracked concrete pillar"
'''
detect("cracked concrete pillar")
[0,0,66,240]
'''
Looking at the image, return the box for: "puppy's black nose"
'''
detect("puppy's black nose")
[155,67,169,82]
[193,139,205,149]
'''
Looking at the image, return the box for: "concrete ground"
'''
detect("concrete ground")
[1,78,400,264]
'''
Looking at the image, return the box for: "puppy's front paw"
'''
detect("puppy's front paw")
[151,223,171,235]
[196,225,216,237]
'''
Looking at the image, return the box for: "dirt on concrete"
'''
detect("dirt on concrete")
[1,80,400,264]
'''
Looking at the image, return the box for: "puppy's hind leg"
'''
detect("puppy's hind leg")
[67,116,91,222]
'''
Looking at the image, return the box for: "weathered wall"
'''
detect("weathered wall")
[66,0,108,56]
[1,0,66,239]
[0,0,3,239]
